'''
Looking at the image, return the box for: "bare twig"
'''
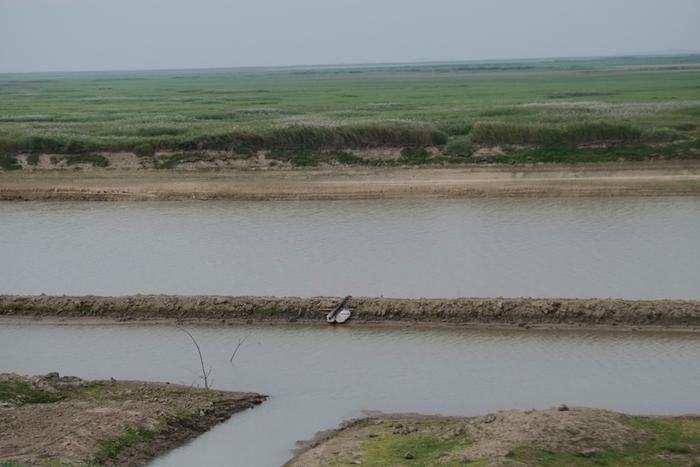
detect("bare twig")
[177,326,211,390]
[229,333,252,363]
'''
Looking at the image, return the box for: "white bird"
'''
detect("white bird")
[335,308,352,324]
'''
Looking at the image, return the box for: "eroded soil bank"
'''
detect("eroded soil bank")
[1,295,699,329]
[0,373,265,467]
[2,161,700,201]
[285,407,700,466]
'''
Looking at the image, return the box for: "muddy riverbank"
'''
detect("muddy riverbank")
[2,161,700,201]
[0,373,265,466]
[285,407,700,466]
[2,295,699,329]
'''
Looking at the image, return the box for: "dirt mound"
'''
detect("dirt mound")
[0,373,265,466]
[286,407,700,466]
[1,295,699,328]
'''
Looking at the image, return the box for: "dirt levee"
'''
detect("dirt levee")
[1,295,699,328]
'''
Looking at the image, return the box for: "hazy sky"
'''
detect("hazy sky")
[1,0,699,73]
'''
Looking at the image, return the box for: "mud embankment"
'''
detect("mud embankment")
[0,373,265,467]
[2,161,700,201]
[1,295,699,329]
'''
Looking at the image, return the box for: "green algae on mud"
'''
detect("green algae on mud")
[1,295,699,329]
[285,408,700,466]
[0,373,265,467]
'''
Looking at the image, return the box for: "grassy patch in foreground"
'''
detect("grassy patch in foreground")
[510,416,700,466]
[362,432,469,466]
[0,381,64,404]
[92,427,157,465]
[362,422,471,467]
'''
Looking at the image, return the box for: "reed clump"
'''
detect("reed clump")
[0,123,447,156]
[470,121,676,146]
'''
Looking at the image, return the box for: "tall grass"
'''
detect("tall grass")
[182,123,447,152]
[0,123,447,155]
[1,57,698,163]
[470,121,684,146]
[470,121,653,146]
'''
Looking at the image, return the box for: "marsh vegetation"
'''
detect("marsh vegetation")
[1,55,699,168]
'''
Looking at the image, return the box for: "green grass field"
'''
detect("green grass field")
[1,55,699,165]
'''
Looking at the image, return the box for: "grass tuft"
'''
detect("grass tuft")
[400,147,430,164]
[510,415,700,466]
[93,427,156,464]
[154,154,189,169]
[444,135,473,156]
[0,381,64,404]
[0,154,21,171]
[133,142,156,157]
[26,153,40,166]
[471,121,651,146]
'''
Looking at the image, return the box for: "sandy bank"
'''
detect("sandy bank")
[2,295,699,329]
[2,161,700,201]
[285,407,700,466]
[0,373,265,467]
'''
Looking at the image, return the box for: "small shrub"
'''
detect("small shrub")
[133,143,156,157]
[26,153,40,165]
[333,151,365,165]
[22,135,66,153]
[430,130,448,145]
[400,147,430,163]
[445,135,473,156]
[0,154,21,171]
[290,151,320,167]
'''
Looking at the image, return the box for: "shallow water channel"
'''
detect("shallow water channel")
[1,323,699,466]
[1,197,700,298]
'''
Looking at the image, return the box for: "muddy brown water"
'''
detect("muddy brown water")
[1,197,700,298]
[1,323,700,466]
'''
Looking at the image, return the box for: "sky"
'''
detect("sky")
[1,0,699,73]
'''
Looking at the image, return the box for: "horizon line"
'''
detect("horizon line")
[2,50,700,76]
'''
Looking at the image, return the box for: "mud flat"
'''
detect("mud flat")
[285,407,700,466]
[0,373,264,466]
[1,295,699,330]
[2,161,700,201]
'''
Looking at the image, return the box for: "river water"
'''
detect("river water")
[2,197,700,465]
[1,197,699,298]
[0,323,699,466]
